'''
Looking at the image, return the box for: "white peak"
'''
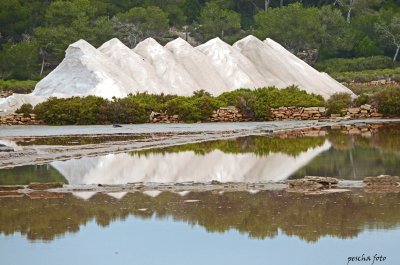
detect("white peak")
[165,37,192,48]
[137,37,161,48]
[69,39,96,51]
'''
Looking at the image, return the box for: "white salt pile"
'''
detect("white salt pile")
[196,37,266,90]
[133,37,199,95]
[165,37,229,94]
[0,35,355,113]
[99,38,166,94]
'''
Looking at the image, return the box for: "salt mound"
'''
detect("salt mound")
[33,39,141,99]
[232,36,289,88]
[196,37,266,90]
[234,36,354,99]
[50,140,331,184]
[133,38,199,95]
[165,38,229,95]
[0,94,46,113]
[1,36,354,113]
[98,38,166,94]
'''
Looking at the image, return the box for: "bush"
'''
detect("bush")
[15,103,33,117]
[372,87,400,115]
[330,68,400,83]
[0,80,37,94]
[353,94,370,106]
[326,93,352,115]
[315,56,396,74]
[218,86,325,120]
[165,92,223,123]
[33,87,327,125]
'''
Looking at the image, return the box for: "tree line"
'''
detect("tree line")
[0,0,400,80]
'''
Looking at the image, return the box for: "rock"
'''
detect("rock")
[27,182,64,190]
[360,104,371,111]
[364,175,400,186]
[0,144,14,152]
[347,108,360,114]
[304,176,338,185]
[0,185,24,191]
[370,113,383,118]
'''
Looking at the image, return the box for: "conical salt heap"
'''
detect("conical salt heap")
[0,35,355,113]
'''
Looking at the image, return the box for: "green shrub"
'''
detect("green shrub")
[331,68,400,83]
[165,92,222,123]
[353,94,370,106]
[372,87,400,115]
[15,103,33,117]
[0,80,37,94]
[315,56,396,74]
[218,86,325,120]
[326,93,352,115]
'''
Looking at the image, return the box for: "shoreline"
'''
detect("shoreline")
[1,118,400,169]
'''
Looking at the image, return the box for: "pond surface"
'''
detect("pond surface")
[1,123,400,185]
[1,123,400,264]
[0,190,399,265]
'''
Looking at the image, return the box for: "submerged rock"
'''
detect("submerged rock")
[28,182,64,190]
[287,176,339,194]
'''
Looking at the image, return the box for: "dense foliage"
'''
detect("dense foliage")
[0,79,37,93]
[315,56,397,73]
[325,93,352,115]
[32,87,325,125]
[373,87,400,114]
[1,0,400,81]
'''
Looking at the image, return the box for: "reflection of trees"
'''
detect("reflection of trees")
[133,135,326,157]
[0,165,67,185]
[1,190,400,242]
[292,124,400,179]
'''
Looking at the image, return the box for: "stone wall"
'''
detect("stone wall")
[150,106,253,123]
[0,113,44,125]
[344,80,400,87]
[207,106,253,122]
[150,111,179,123]
[345,104,382,118]
[271,104,383,121]
[271,107,327,121]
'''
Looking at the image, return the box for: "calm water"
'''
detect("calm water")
[1,123,400,265]
[1,123,400,185]
[0,191,399,265]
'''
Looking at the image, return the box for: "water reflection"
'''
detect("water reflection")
[0,190,399,242]
[52,140,330,184]
[1,123,400,185]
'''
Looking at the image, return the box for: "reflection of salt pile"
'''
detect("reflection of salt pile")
[51,140,331,185]
[0,35,355,112]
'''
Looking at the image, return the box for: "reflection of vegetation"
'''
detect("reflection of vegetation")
[15,134,149,146]
[0,165,67,185]
[291,124,400,179]
[1,190,400,242]
[132,135,326,157]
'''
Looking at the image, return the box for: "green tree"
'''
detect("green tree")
[254,3,323,53]
[375,15,400,62]
[117,6,169,38]
[0,0,30,37]
[183,0,201,23]
[199,2,241,40]
[0,39,39,80]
